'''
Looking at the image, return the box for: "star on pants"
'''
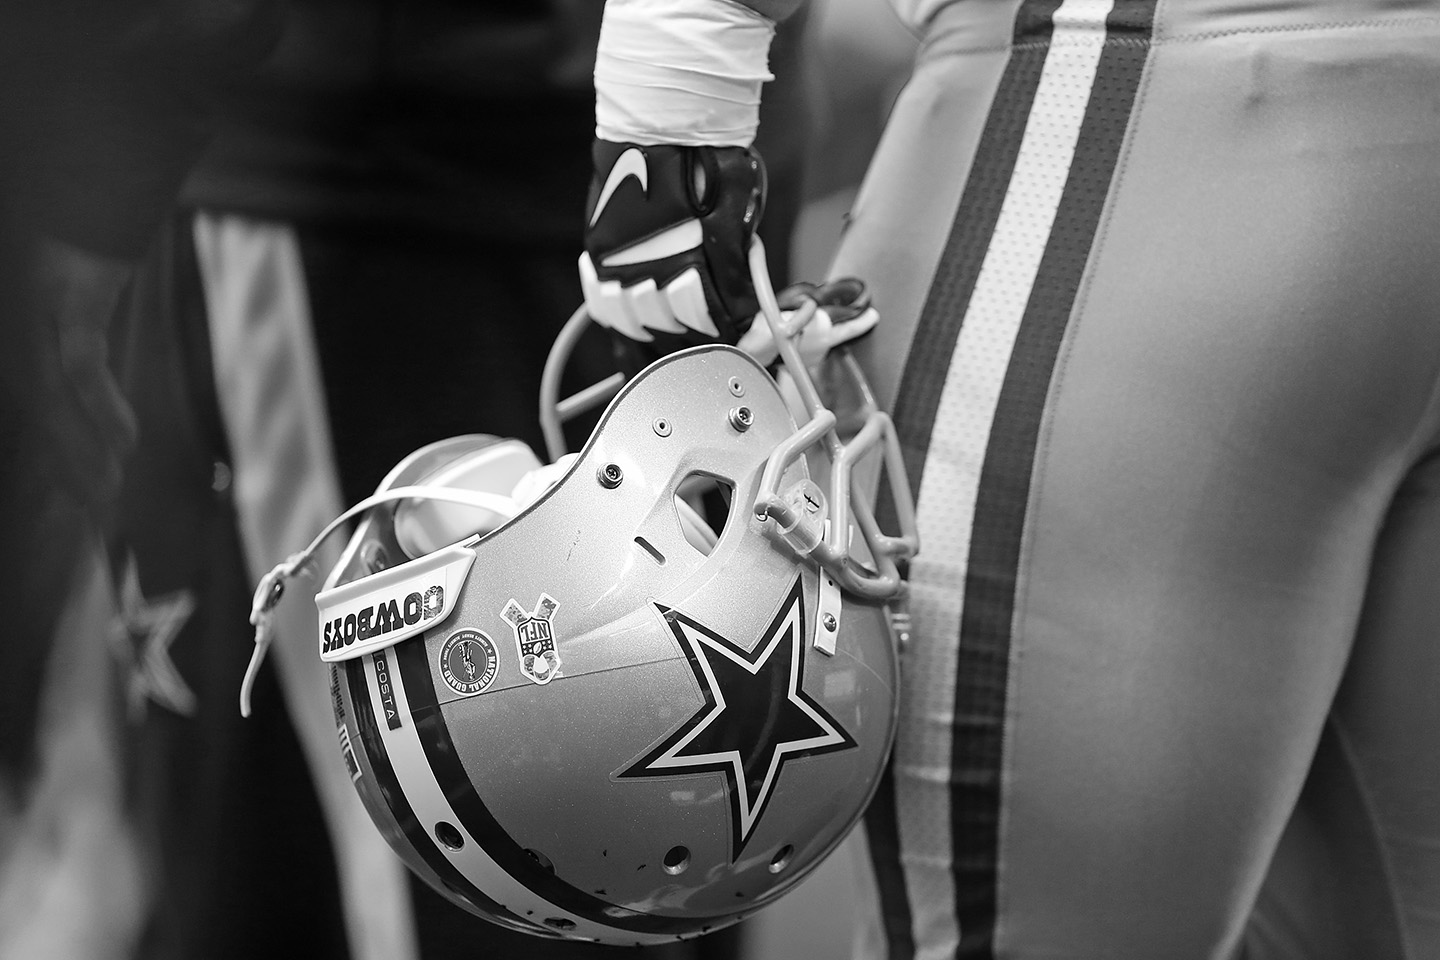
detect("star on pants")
[109,553,198,720]
[618,575,855,858]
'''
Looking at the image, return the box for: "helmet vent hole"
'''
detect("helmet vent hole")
[526,848,556,873]
[634,536,665,565]
[769,844,794,873]
[674,474,734,557]
[662,845,691,875]
[434,821,464,851]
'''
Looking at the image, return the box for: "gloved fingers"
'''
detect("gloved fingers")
[581,252,729,344]
[583,141,763,350]
[661,268,718,338]
[580,252,655,343]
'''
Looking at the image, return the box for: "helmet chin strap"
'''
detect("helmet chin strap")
[239,485,518,717]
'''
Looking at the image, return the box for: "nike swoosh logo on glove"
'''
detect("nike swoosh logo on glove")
[600,219,704,268]
[589,146,648,227]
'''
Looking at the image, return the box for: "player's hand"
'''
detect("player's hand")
[579,139,766,372]
[21,236,138,506]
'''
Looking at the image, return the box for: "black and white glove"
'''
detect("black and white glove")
[579,139,766,372]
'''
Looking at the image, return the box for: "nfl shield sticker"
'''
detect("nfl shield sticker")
[501,593,561,684]
[438,629,499,697]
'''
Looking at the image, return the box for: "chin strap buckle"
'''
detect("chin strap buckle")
[240,553,311,718]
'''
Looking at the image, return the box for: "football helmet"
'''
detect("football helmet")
[243,239,917,945]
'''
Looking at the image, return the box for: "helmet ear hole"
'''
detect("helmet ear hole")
[673,474,734,556]
[662,845,690,875]
[434,821,464,851]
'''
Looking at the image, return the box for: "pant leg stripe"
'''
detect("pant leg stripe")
[945,1,1157,958]
[873,0,1156,956]
[884,1,1062,498]
[863,757,919,959]
[870,6,1063,957]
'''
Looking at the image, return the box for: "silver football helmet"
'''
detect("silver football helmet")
[243,239,918,945]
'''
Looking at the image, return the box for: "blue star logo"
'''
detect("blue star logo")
[618,576,855,858]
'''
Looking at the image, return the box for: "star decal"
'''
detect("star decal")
[109,552,198,721]
[618,575,856,859]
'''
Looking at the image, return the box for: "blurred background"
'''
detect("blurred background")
[0,1,915,957]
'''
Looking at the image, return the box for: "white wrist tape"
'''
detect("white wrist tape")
[595,0,776,148]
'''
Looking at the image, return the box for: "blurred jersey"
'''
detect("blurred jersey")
[0,0,282,792]
[182,0,599,246]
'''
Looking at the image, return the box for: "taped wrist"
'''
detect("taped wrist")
[594,0,776,148]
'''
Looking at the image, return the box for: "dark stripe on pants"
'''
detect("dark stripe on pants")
[949,2,1156,957]
[866,4,1063,956]
[883,0,1064,506]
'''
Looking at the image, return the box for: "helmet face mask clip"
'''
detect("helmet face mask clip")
[247,239,919,945]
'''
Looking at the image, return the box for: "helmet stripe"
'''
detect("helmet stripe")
[391,635,734,939]
[343,657,548,937]
[358,649,656,942]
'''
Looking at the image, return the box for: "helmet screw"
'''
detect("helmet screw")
[728,406,753,432]
[822,613,838,633]
[653,417,672,437]
[597,463,624,488]
[728,376,745,397]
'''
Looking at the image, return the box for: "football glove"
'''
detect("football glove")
[579,138,766,372]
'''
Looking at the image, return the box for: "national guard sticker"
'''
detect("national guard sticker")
[438,629,499,697]
[501,593,561,684]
